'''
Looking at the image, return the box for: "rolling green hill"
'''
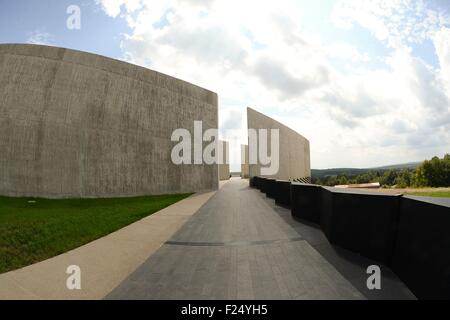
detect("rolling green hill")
[312,162,421,179]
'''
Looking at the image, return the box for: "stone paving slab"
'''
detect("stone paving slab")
[107,179,365,300]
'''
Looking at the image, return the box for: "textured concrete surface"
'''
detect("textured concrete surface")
[247,107,310,181]
[0,44,218,198]
[218,140,230,180]
[241,144,249,178]
[107,178,366,300]
[0,190,217,299]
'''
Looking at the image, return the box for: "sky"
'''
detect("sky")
[0,0,449,170]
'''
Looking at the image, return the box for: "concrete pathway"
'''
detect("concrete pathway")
[106,178,366,299]
[1,178,414,300]
[0,189,218,299]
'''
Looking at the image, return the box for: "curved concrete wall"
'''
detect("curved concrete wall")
[247,107,310,181]
[0,44,218,198]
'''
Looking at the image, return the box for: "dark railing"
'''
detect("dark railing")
[249,176,450,300]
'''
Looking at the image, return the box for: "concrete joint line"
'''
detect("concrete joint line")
[165,236,304,247]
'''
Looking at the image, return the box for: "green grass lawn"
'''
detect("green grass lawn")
[406,191,450,198]
[0,193,191,274]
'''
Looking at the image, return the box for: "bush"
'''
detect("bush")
[415,154,450,187]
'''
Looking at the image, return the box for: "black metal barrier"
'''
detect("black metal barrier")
[274,180,291,207]
[255,176,262,190]
[266,178,276,199]
[322,188,401,264]
[259,177,267,193]
[392,196,450,299]
[249,176,256,188]
[248,177,450,299]
[291,183,322,224]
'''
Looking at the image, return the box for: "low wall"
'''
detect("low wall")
[290,183,401,263]
[274,180,291,207]
[254,177,277,200]
[249,177,450,299]
[320,187,333,239]
[392,196,450,299]
[322,188,401,264]
[291,183,322,224]
[249,176,256,188]
[265,178,277,199]
[259,177,268,194]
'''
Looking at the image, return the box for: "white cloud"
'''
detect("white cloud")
[96,0,450,168]
[96,0,142,18]
[250,56,329,100]
[27,30,54,45]
[434,27,450,85]
[331,0,449,48]
[327,43,370,62]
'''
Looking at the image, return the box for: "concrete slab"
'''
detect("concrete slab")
[107,179,365,300]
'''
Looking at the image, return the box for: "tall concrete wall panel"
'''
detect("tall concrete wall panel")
[218,140,230,180]
[247,107,310,180]
[0,44,218,198]
[241,144,249,178]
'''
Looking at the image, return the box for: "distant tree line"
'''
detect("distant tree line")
[311,154,450,188]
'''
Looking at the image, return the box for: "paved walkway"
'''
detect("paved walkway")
[2,178,414,299]
[107,179,367,299]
